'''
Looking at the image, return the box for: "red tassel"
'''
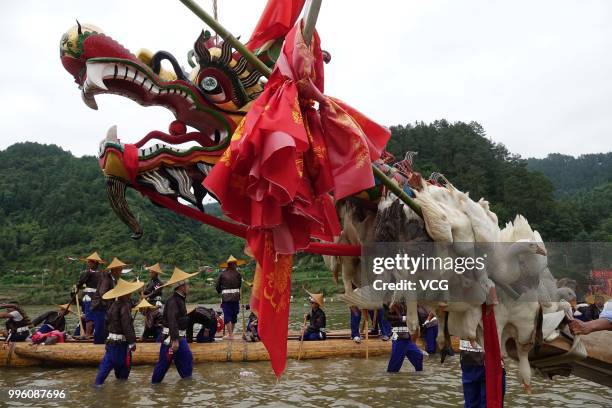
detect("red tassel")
[482,304,503,408]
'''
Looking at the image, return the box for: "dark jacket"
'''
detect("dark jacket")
[163,291,189,341]
[215,268,242,302]
[186,306,217,343]
[77,268,100,290]
[144,308,163,330]
[5,308,31,334]
[585,304,603,321]
[32,311,66,332]
[460,349,485,366]
[306,307,326,334]
[384,303,411,340]
[91,272,116,310]
[143,277,163,303]
[106,299,136,345]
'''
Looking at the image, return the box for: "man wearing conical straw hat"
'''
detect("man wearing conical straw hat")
[216,255,245,339]
[94,278,143,386]
[303,291,327,341]
[73,251,105,338]
[31,304,71,334]
[143,263,165,307]
[90,257,127,344]
[151,267,200,384]
[134,299,163,342]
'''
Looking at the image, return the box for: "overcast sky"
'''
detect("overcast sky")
[1,0,610,159]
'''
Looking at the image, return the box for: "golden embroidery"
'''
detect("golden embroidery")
[313,145,327,160]
[295,155,304,178]
[261,234,293,312]
[231,118,246,142]
[219,147,232,166]
[292,96,303,125]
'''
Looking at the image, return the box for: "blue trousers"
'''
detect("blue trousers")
[221,301,239,324]
[387,338,423,372]
[424,325,438,354]
[371,309,392,337]
[95,343,131,385]
[36,324,55,334]
[351,309,392,338]
[303,331,324,341]
[151,338,193,383]
[196,325,216,343]
[350,309,362,338]
[461,364,506,408]
[89,309,107,344]
[82,300,92,317]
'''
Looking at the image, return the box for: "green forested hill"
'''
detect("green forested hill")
[526,153,612,196]
[387,121,611,241]
[1,122,610,303]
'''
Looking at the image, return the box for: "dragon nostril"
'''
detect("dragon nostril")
[169,120,187,135]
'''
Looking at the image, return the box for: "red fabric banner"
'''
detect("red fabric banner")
[482,304,503,408]
[247,0,306,52]
[204,21,389,377]
[249,231,293,377]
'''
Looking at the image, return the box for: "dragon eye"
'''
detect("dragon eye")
[200,76,218,92]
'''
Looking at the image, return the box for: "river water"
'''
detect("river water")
[1,304,611,407]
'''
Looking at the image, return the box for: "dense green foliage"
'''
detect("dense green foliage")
[388,121,611,242]
[0,121,609,303]
[527,153,612,196]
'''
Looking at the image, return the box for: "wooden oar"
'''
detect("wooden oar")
[297,315,308,361]
[73,285,85,337]
[363,309,369,359]
[240,285,246,340]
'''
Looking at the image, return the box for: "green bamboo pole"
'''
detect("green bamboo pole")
[178,0,423,218]
[178,0,272,77]
[372,166,422,217]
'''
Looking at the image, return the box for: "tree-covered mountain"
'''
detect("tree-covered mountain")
[387,121,611,242]
[526,153,612,196]
[0,142,244,276]
[1,122,610,303]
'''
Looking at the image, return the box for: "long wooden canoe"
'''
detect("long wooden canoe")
[528,331,612,387]
[1,335,459,368]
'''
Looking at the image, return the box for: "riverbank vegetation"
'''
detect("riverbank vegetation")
[1,121,610,304]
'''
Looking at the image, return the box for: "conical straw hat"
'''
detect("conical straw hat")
[58,303,72,314]
[84,251,106,264]
[145,263,165,275]
[133,298,156,311]
[219,255,246,268]
[585,294,610,304]
[306,290,324,307]
[106,257,128,270]
[102,278,144,299]
[161,267,200,288]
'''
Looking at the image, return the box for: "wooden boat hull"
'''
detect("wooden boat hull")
[1,336,459,368]
[528,331,612,387]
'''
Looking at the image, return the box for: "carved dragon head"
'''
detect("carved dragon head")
[60,23,265,238]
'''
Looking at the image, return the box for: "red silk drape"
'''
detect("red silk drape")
[204,22,389,377]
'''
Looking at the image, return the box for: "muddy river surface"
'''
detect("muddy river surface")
[1,303,610,407]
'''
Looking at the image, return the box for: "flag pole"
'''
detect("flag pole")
[177,0,423,219]
[177,0,272,77]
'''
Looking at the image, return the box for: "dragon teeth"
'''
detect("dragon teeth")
[81,90,98,110]
[85,62,109,91]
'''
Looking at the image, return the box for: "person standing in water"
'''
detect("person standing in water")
[94,278,143,386]
[215,255,244,340]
